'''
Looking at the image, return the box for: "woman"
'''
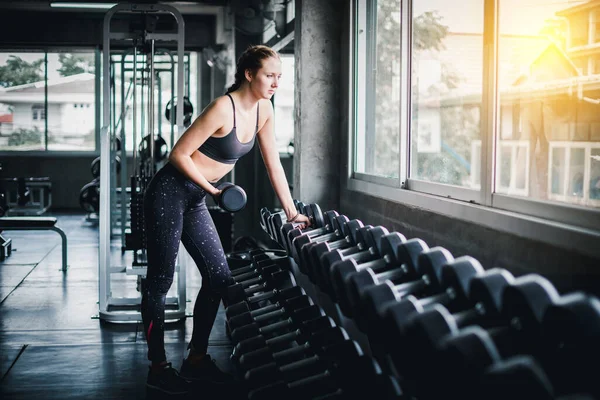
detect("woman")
[141,45,310,395]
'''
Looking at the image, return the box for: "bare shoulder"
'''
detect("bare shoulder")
[199,95,231,120]
[258,98,274,119]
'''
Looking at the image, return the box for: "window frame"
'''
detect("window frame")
[348,0,600,256]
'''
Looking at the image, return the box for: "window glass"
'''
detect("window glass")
[274,54,295,154]
[355,0,401,179]
[497,0,600,208]
[410,1,484,186]
[46,51,96,151]
[0,52,46,150]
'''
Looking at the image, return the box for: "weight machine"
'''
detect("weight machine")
[98,3,188,322]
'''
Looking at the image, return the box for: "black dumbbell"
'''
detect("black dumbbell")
[226,250,254,272]
[227,248,284,273]
[244,339,362,389]
[247,353,385,400]
[280,205,331,251]
[329,230,410,305]
[230,304,326,344]
[275,204,329,255]
[226,285,305,320]
[268,202,313,245]
[398,274,560,389]
[232,268,296,297]
[540,292,600,398]
[260,202,303,238]
[234,264,290,289]
[228,294,314,332]
[299,218,364,279]
[318,225,389,297]
[230,251,289,279]
[289,215,349,266]
[226,287,307,319]
[238,326,350,372]
[435,328,557,400]
[232,259,282,283]
[391,268,517,376]
[232,315,337,359]
[267,204,319,250]
[303,219,365,282]
[358,246,454,334]
[372,256,485,356]
[336,236,427,319]
[212,182,247,212]
[225,269,298,306]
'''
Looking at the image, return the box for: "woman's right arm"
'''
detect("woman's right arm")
[168,97,227,196]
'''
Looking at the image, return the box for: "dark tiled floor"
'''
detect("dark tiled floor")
[0,212,241,399]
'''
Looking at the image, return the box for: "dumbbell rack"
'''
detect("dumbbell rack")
[97,3,187,323]
[223,245,403,399]
[254,203,600,399]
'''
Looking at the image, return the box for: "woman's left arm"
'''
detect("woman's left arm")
[257,101,310,228]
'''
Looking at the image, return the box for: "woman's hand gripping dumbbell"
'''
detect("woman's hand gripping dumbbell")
[212,182,247,212]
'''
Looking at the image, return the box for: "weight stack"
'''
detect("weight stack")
[208,206,233,253]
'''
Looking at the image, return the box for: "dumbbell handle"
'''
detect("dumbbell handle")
[231,305,323,342]
[247,341,360,387]
[246,278,292,296]
[244,297,312,327]
[240,268,281,288]
[451,302,487,328]
[234,316,335,357]
[418,286,457,308]
[390,273,429,296]
[236,265,280,285]
[244,285,300,305]
[241,342,315,371]
[228,295,312,330]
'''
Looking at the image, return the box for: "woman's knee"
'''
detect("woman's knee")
[207,273,234,298]
[144,274,174,295]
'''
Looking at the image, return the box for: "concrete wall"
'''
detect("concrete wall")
[293,0,342,212]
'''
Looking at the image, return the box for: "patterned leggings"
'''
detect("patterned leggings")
[141,163,234,362]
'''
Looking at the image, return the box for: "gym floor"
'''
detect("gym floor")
[0,212,242,399]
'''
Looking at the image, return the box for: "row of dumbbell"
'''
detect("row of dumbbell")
[262,208,600,400]
[259,202,326,247]
[223,248,403,399]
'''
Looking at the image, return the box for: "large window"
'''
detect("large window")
[410,2,483,188]
[352,0,600,232]
[0,52,47,151]
[497,0,600,209]
[274,54,295,154]
[0,50,97,152]
[355,0,401,179]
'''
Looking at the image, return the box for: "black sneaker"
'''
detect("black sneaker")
[179,354,235,384]
[146,363,190,395]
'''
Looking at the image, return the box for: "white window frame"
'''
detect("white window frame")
[348,0,600,259]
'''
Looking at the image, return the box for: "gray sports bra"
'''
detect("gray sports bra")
[198,93,258,164]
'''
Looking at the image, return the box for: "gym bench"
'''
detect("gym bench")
[0,217,68,272]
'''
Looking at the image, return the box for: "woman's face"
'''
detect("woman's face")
[248,56,282,99]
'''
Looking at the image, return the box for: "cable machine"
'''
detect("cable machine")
[99,3,187,322]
